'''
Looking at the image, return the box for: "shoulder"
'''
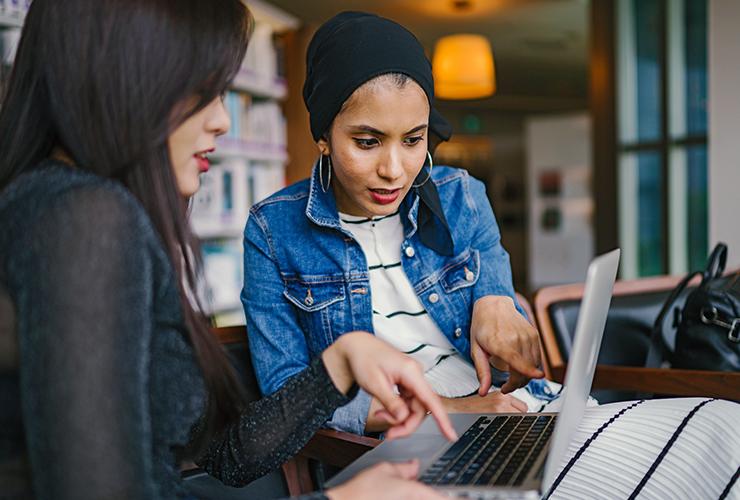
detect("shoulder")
[431,165,486,209]
[2,163,159,250]
[250,178,310,218]
[247,178,312,236]
[431,165,486,191]
[51,171,155,239]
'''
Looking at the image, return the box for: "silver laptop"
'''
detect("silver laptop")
[327,249,620,499]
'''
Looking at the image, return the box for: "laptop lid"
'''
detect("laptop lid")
[541,248,620,491]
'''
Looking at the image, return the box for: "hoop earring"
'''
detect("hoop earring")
[319,154,332,193]
[412,151,434,188]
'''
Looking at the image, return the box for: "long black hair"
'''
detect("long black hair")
[0,0,252,451]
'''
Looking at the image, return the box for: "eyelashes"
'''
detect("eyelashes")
[352,135,425,149]
[354,137,379,149]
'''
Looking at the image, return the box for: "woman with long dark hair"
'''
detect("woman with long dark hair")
[0,1,454,498]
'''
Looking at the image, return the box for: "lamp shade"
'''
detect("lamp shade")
[433,34,496,100]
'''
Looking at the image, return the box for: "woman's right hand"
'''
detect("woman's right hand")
[321,331,457,442]
[443,391,527,413]
[326,460,446,500]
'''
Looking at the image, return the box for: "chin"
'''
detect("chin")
[178,177,200,198]
[368,202,402,217]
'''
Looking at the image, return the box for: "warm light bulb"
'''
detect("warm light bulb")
[433,34,496,100]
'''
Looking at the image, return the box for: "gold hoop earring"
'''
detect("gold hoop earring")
[319,154,332,193]
[412,151,434,188]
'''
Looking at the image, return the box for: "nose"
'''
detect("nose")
[377,145,404,182]
[207,97,231,137]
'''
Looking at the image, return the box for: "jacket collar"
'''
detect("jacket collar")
[305,162,454,256]
[305,160,343,230]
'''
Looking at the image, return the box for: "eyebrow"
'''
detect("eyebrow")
[349,124,428,136]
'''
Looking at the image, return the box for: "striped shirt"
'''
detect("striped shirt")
[340,211,480,398]
[547,398,740,499]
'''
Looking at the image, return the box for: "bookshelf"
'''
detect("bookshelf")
[190,1,299,325]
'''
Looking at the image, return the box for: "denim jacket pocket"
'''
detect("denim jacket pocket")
[283,277,345,352]
[283,278,345,312]
[440,249,480,293]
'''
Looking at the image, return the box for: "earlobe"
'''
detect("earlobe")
[317,137,330,156]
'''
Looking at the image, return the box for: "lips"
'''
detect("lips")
[369,188,401,205]
[194,148,215,173]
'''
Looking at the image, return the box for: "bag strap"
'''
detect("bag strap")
[645,271,702,368]
[703,242,727,282]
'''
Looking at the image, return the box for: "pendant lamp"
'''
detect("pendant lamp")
[433,34,496,100]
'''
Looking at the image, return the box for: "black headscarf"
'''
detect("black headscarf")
[303,11,454,256]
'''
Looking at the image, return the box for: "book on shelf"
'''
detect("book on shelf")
[0,27,20,65]
[190,158,285,239]
[0,0,30,20]
[216,91,287,165]
[201,240,243,315]
[242,22,277,84]
[191,158,250,238]
[1,0,29,63]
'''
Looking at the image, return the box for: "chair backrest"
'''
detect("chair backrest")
[534,274,694,402]
[211,325,262,403]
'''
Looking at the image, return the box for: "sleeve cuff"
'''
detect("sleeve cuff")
[312,356,357,408]
[323,388,372,435]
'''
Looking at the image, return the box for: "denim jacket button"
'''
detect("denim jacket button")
[465,270,475,282]
[454,327,462,338]
[429,293,439,304]
[304,296,314,306]
[404,246,415,258]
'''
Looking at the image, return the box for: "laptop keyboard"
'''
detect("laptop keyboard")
[419,415,556,487]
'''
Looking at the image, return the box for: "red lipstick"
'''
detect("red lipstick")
[369,188,401,205]
[195,148,215,173]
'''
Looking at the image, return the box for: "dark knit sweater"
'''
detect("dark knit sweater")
[0,161,346,499]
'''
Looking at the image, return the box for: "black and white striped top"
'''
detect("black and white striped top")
[340,211,480,398]
[546,397,740,499]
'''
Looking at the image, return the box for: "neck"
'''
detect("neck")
[50,146,76,168]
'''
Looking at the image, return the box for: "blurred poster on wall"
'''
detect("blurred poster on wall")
[526,114,594,289]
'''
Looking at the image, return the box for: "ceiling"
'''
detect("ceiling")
[267,0,590,111]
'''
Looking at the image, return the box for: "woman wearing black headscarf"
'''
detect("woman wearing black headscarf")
[243,11,740,500]
[242,11,553,439]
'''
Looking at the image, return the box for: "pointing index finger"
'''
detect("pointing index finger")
[397,369,458,442]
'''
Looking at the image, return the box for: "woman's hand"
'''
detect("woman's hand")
[443,391,527,413]
[326,460,446,500]
[322,332,457,441]
[470,295,544,395]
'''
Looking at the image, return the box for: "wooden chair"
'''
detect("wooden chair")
[533,275,740,402]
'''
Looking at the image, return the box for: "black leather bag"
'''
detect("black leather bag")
[647,243,740,371]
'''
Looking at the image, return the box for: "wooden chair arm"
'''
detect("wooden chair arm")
[281,429,380,496]
[298,428,381,469]
[552,365,740,401]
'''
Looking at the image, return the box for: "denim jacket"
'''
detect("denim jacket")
[242,165,523,434]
